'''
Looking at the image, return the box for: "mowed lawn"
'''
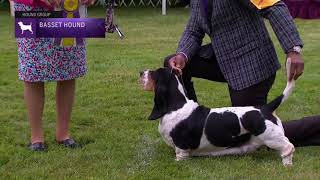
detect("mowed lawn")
[0,6,320,179]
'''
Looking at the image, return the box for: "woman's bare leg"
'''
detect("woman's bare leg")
[55,79,75,141]
[24,81,45,143]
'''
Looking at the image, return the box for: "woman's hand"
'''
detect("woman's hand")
[80,0,95,6]
[39,0,61,8]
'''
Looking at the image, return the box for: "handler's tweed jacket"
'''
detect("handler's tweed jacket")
[177,0,303,90]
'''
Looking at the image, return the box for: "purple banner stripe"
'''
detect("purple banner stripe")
[15,18,106,38]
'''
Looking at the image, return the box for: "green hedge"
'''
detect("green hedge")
[0,0,9,4]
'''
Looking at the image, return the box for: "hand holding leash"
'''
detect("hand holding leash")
[286,52,304,81]
[168,54,187,75]
[42,0,61,8]
[80,0,95,5]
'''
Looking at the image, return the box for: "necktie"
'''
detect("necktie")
[200,0,208,19]
[207,0,213,21]
[200,0,213,30]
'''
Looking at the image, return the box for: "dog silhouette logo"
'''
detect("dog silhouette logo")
[17,21,33,34]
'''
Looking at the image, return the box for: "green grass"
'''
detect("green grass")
[0,6,320,179]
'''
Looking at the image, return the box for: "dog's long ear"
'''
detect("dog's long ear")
[148,85,168,120]
[148,69,170,120]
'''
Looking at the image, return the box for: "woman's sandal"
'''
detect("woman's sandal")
[28,142,48,152]
[57,138,82,149]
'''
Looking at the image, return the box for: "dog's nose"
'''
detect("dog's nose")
[139,71,144,76]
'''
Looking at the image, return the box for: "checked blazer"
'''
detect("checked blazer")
[177,0,303,90]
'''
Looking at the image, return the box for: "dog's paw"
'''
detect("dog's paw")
[175,157,182,161]
[282,157,293,167]
[175,154,189,161]
[282,148,294,167]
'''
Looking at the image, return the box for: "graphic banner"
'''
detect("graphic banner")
[15,18,106,38]
[15,11,63,18]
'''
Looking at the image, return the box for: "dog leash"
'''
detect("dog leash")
[170,68,188,96]
[105,0,124,39]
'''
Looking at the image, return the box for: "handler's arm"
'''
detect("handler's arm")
[177,0,205,60]
[239,0,303,53]
[239,0,304,80]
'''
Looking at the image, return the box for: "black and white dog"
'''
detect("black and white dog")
[139,60,295,166]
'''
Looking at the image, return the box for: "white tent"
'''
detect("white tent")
[162,0,166,15]
[10,0,15,16]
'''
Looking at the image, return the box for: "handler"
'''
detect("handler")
[165,0,320,147]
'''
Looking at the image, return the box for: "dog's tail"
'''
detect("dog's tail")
[265,58,296,112]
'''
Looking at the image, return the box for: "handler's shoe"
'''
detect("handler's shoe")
[28,142,48,152]
[57,138,82,149]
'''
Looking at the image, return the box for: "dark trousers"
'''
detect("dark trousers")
[164,45,320,147]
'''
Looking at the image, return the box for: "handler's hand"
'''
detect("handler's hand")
[286,52,304,81]
[81,0,95,6]
[168,54,187,75]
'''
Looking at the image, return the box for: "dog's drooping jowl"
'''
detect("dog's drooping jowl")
[139,60,296,166]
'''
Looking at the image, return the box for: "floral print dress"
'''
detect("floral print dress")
[15,3,87,82]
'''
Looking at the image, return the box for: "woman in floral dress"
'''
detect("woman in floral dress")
[14,0,94,151]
